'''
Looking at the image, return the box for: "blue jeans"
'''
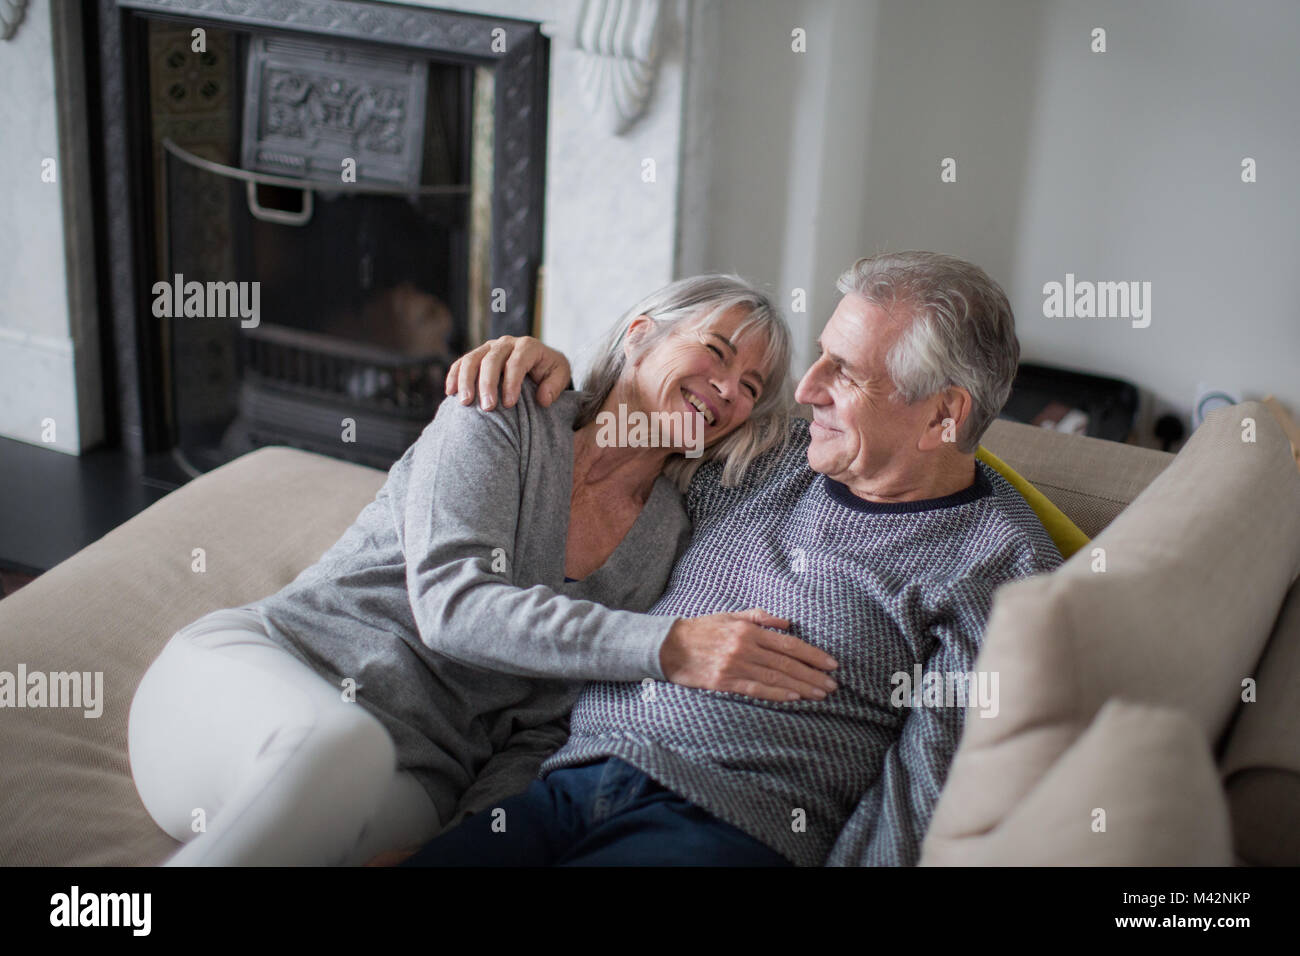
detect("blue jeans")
[400,757,792,866]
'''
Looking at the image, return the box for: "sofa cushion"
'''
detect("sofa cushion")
[0,446,386,865]
[1219,575,1300,865]
[925,401,1300,862]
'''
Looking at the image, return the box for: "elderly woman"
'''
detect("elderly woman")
[127,274,835,867]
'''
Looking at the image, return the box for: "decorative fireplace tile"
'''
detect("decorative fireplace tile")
[241,36,428,187]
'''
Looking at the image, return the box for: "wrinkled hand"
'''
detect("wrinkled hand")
[659,609,839,702]
[445,335,572,410]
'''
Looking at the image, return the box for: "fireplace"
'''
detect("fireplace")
[95,0,549,477]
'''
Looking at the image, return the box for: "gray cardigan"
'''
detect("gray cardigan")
[243,380,692,827]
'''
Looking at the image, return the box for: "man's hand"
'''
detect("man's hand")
[445,335,572,410]
[659,609,839,702]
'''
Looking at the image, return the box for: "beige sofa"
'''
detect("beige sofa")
[1,401,1297,866]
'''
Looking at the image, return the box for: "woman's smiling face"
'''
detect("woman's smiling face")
[622,304,772,449]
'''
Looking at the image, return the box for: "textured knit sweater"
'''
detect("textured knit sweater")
[241,380,691,827]
[539,418,1063,866]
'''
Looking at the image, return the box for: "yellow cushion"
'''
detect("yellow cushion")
[976,445,1090,558]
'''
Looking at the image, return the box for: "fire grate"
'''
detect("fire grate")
[240,322,448,414]
[229,322,450,468]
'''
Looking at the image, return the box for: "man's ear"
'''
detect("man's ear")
[623,314,654,362]
[918,385,973,451]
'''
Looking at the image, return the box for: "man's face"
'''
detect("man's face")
[793,293,937,488]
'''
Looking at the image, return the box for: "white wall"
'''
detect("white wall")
[681,0,1300,441]
[679,0,881,377]
[1006,0,1300,431]
[0,0,100,453]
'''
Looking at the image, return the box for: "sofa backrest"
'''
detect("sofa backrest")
[979,418,1174,537]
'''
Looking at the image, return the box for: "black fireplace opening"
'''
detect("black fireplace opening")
[93,0,548,480]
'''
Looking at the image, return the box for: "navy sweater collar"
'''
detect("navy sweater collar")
[820,463,992,514]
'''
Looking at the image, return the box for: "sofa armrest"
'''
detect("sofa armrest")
[927,401,1300,864]
[923,698,1232,865]
[1219,574,1300,865]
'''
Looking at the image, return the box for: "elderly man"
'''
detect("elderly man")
[402,251,1062,867]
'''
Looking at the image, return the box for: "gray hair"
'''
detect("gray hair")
[835,252,1019,453]
[576,274,793,491]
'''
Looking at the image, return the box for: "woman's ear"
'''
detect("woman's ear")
[623,314,654,362]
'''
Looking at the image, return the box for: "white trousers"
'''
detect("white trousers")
[128,608,442,866]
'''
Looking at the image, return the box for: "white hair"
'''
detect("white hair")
[576,274,793,490]
[836,252,1019,452]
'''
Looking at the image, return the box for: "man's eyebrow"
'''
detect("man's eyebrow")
[816,337,863,378]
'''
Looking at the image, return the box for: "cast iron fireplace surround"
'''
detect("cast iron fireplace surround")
[94,0,548,479]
